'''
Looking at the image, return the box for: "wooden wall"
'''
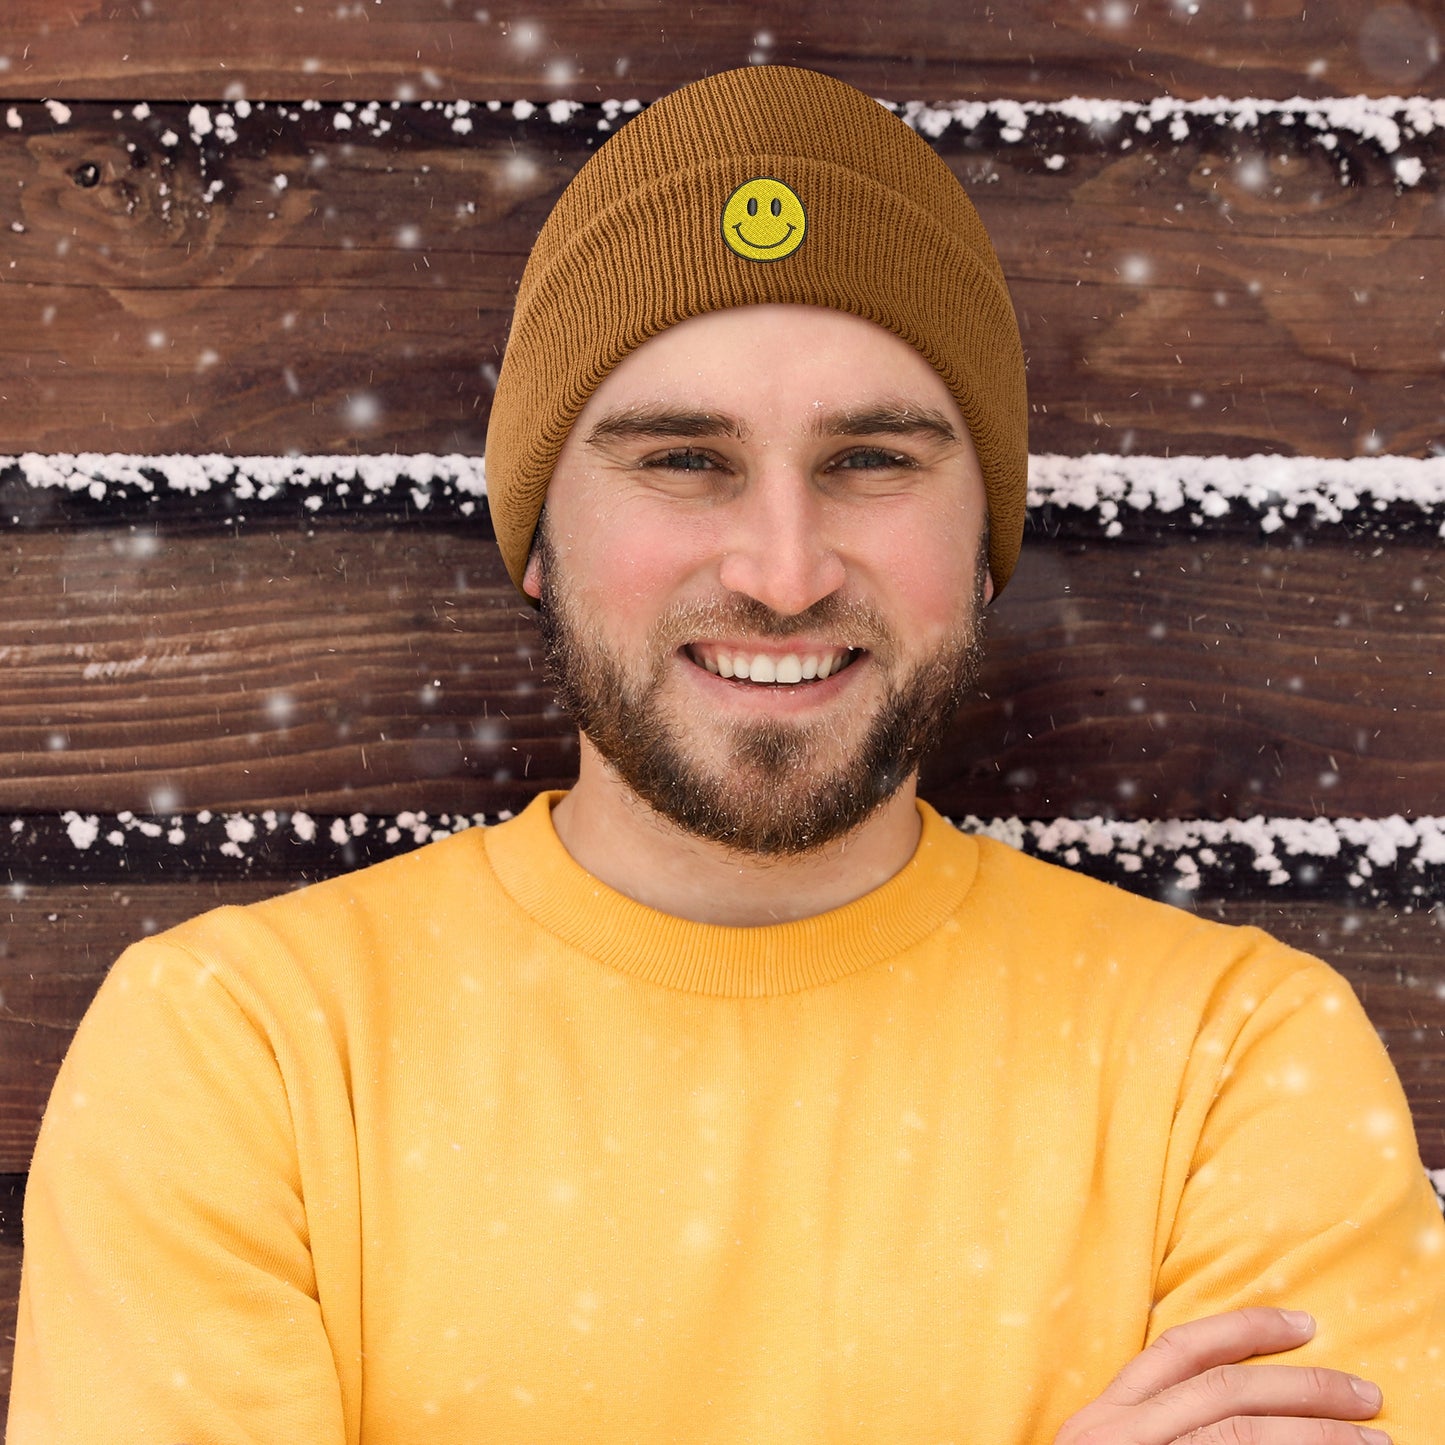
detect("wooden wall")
[1,0,1443,1421]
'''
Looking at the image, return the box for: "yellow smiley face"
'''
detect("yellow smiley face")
[721,178,807,262]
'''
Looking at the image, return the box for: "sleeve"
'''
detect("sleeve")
[1148,941,1445,1444]
[6,934,352,1445]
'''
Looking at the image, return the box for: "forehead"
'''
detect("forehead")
[567,304,967,432]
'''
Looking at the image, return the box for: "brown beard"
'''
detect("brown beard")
[535,524,988,857]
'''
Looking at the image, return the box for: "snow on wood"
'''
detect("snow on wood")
[8,453,1444,536]
[8,809,1444,907]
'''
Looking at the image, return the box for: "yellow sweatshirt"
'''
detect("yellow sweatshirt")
[10,794,1445,1443]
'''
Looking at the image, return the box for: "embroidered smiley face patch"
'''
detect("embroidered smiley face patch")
[721,178,807,261]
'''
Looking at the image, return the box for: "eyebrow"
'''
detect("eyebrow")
[583,401,960,447]
[811,404,960,444]
[584,408,750,445]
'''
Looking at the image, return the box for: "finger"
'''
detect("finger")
[1101,1308,1318,1405]
[1171,1421,1390,1445]
[1132,1361,1384,1443]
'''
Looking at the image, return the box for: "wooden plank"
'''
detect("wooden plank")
[0,103,1440,460]
[2,883,1441,1172]
[0,0,1438,103]
[934,531,1445,822]
[0,522,551,815]
[2,524,1442,821]
[0,1173,20,1244]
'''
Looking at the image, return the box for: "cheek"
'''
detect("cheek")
[563,509,713,626]
[900,561,973,639]
[852,514,981,636]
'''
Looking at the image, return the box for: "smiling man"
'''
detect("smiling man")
[10,65,1445,1445]
[526,305,992,912]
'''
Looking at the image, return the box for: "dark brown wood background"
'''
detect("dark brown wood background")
[2,0,1443,1423]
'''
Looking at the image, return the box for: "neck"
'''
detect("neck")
[549,737,924,926]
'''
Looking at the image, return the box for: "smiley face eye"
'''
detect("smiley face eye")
[747,196,758,216]
[770,197,782,216]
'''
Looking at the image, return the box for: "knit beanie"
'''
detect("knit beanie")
[485,64,1028,595]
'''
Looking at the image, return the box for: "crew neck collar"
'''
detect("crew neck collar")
[483,792,978,997]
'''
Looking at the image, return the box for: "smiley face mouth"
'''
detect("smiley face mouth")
[731,221,797,251]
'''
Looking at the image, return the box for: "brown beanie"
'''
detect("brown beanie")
[485,65,1028,595]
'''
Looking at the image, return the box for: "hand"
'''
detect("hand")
[1054,1307,1389,1444]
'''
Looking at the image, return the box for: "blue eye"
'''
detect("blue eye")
[651,449,714,471]
[836,448,910,470]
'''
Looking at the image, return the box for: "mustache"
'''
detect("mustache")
[649,593,895,656]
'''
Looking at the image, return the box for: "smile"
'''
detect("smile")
[684,643,861,685]
[731,222,797,251]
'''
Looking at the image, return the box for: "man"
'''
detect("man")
[10,65,1443,1443]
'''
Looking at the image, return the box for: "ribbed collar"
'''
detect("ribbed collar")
[482,792,979,997]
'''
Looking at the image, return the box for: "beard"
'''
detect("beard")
[535,526,988,857]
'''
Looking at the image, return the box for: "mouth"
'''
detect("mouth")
[731,222,797,251]
[683,642,863,686]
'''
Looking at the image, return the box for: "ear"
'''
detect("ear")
[522,534,544,600]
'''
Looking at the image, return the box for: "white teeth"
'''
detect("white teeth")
[696,647,855,683]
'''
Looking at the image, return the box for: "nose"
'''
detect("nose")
[716,468,847,618]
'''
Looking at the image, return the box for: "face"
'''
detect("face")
[525,304,993,857]
[720,178,808,262]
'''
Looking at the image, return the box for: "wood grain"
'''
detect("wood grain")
[1,522,553,815]
[2,883,1441,1175]
[934,532,1445,821]
[2,524,1441,820]
[1,103,1439,460]
[0,0,1438,102]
